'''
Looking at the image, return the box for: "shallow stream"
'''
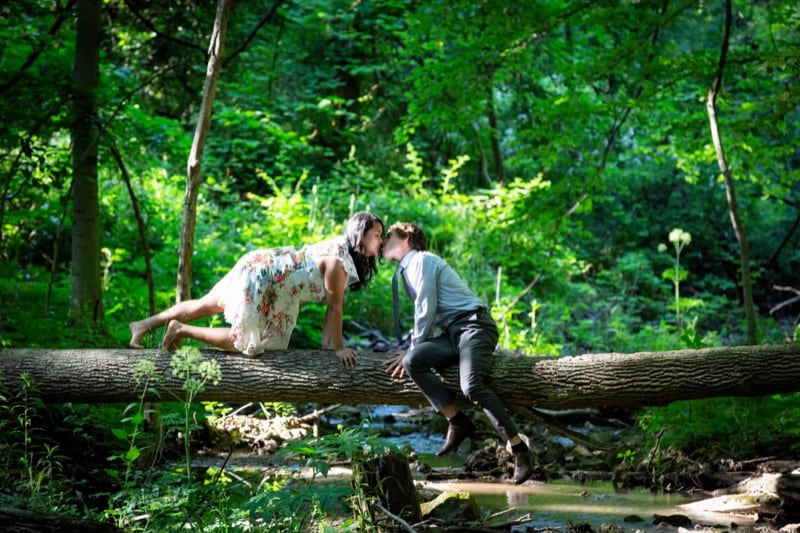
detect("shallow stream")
[358,406,761,531]
[424,478,758,531]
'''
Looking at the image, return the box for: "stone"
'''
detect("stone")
[420,490,481,522]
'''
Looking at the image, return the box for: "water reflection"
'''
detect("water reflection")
[421,479,758,531]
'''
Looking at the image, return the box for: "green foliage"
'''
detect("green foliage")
[0,374,78,515]
[3,0,800,526]
[639,394,800,460]
[276,424,399,481]
[102,413,397,531]
[99,346,402,531]
[242,425,399,532]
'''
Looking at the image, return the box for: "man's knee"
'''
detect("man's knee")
[402,346,435,373]
[401,351,417,373]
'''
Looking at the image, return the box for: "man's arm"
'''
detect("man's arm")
[407,254,439,347]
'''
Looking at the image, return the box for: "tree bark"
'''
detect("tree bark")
[176,0,233,302]
[70,0,103,325]
[2,345,800,410]
[0,506,122,533]
[707,0,757,344]
[487,85,505,186]
[352,451,422,528]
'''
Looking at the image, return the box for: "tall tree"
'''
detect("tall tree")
[70,0,103,326]
[706,0,756,344]
[176,0,233,301]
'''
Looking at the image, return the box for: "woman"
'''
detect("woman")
[128,211,383,367]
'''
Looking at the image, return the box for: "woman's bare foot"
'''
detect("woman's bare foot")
[129,321,150,348]
[161,320,184,351]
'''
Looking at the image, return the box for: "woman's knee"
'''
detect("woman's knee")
[196,293,224,314]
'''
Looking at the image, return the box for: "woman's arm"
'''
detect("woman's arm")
[318,256,357,367]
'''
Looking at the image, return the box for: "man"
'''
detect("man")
[383,222,533,484]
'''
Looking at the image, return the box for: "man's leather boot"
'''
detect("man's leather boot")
[513,449,533,485]
[435,419,476,457]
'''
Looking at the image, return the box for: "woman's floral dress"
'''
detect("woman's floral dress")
[210,237,359,355]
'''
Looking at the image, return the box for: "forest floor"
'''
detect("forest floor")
[6,401,799,532]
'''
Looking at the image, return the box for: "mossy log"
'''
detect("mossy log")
[1,344,800,413]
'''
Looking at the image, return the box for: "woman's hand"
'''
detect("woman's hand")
[384,350,406,379]
[335,347,357,368]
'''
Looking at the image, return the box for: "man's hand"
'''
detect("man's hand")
[335,347,357,369]
[384,350,407,379]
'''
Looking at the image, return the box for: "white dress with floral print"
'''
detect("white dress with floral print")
[210,237,359,355]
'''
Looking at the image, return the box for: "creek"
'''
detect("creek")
[357,406,761,531]
[422,478,758,531]
[206,404,766,530]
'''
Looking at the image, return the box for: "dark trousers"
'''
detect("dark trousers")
[401,309,519,442]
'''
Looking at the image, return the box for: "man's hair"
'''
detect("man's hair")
[388,222,428,251]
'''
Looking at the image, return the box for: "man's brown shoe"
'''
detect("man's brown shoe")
[435,420,476,457]
[513,449,533,485]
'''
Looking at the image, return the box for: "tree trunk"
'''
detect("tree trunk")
[176,0,233,302]
[70,0,103,325]
[486,86,505,186]
[110,141,155,314]
[2,345,800,410]
[351,451,422,529]
[707,0,757,344]
[0,506,122,533]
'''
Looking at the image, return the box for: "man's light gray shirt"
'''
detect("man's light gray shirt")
[398,250,488,350]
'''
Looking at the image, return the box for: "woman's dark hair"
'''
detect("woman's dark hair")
[344,211,383,291]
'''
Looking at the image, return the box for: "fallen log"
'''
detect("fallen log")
[1,344,800,411]
[680,462,800,526]
[0,506,123,532]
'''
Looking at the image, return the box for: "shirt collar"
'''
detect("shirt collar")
[398,249,419,271]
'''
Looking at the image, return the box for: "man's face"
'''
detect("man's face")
[382,232,408,262]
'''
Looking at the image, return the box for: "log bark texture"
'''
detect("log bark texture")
[1,345,800,410]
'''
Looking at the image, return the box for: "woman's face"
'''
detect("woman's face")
[360,223,384,257]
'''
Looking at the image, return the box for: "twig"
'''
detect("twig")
[481,512,532,529]
[374,502,418,533]
[498,273,542,319]
[770,285,800,315]
[644,427,665,487]
[220,402,253,420]
[219,466,252,489]
[483,507,518,522]
[518,406,614,451]
[298,403,343,423]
